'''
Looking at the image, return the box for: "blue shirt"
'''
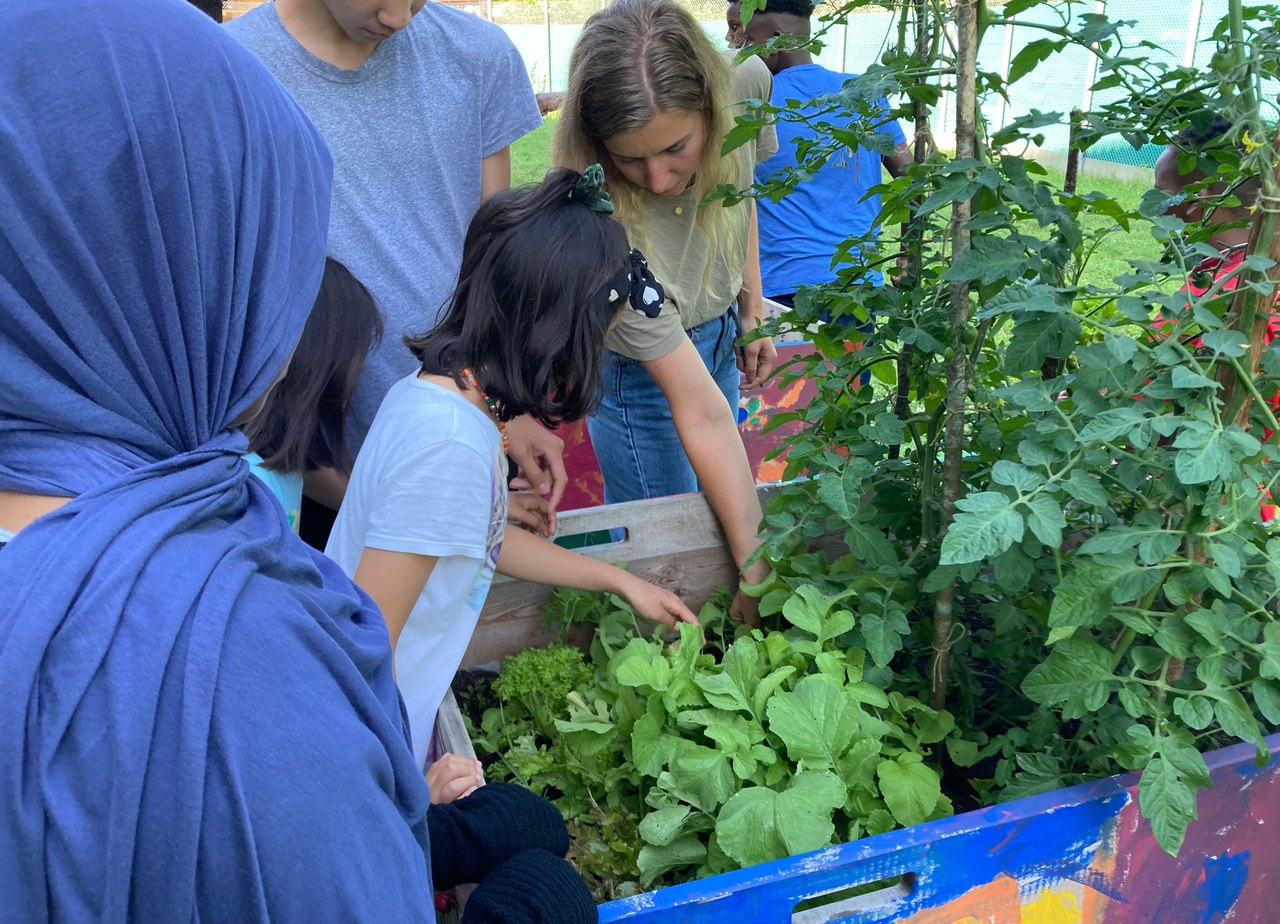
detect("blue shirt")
[245,451,303,534]
[755,64,906,296]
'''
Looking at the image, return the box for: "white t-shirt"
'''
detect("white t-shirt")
[326,373,507,768]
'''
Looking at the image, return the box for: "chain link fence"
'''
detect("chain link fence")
[220,1,1254,170]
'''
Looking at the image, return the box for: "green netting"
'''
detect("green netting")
[493,0,1252,169]
[224,0,1273,168]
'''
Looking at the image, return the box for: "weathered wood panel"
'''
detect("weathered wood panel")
[461,489,772,668]
[432,690,475,760]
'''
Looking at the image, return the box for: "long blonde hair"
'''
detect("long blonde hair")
[555,0,748,268]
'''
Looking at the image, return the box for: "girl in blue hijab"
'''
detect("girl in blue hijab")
[0,0,435,918]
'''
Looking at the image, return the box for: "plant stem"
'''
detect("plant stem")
[1110,627,1136,672]
[1228,0,1256,129]
[1217,129,1280,432]
[1063,110,1083,195]
[891,0,935,463]
[1227,355,1280,434]
[930,0,979,711]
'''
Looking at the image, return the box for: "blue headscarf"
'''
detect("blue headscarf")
[0,1,432,919]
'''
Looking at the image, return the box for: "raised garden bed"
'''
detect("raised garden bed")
[439,490,1280,921]
[597,733,1280,922]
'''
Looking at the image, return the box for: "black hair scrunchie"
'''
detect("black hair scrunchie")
[602,249,666,319]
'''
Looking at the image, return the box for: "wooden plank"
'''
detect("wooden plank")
[461,489,775,668]
[432,689,475,760]
[519,490,732,562]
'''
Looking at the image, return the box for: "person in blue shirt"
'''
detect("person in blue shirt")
[728,0,913,305]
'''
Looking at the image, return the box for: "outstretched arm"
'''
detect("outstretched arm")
[642,339,768,624]
[496,527,696,627]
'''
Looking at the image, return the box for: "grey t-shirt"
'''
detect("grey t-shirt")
[227,3,541,449]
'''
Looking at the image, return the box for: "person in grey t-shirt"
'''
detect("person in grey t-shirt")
[226,1,564,511]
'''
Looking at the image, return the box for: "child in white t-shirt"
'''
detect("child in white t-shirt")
[326,167,696,774]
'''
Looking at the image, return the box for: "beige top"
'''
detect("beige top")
[605,53,775,361]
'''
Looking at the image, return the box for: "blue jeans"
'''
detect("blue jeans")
[589,306,741,503]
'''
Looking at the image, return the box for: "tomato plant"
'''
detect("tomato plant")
[480,0,1280,899]
[746,0,1280,857]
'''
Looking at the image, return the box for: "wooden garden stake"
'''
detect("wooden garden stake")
[930,0,980,711]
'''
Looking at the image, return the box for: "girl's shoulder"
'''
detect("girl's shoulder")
[365,375,500,460]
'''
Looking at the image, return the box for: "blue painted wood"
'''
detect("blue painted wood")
[597,734,1280,923]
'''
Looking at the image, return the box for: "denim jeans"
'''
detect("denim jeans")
[588,305,740,503]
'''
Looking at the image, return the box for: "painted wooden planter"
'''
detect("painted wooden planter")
[445,487,1280,923]
[597,734,1280,923]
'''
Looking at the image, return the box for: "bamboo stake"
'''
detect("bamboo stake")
[891,0,938,461]
[1215,130,1280,434]
[1215,0,1276,431]
[930,0,979,710]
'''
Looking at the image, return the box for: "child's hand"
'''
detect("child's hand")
[618,575,698,627]
[730,588,762,627]
[505,415,567,512]
[426,752,484,805]
[507,484,556,537]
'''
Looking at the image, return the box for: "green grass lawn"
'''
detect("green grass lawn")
[512,116,557,187]
[511,119,1160,290]
[1029,164,1162,290]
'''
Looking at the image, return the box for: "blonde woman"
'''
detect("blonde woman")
[557,0,776,622]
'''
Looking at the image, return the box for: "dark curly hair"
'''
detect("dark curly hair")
[1169,114,1262,207]
[739,0,815,17]
[405,168,630,428]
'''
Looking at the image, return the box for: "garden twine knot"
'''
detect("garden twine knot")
[930,621,968,690]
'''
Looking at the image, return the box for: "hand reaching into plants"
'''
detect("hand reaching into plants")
[426,752,484,804]
[615,572,698,628]
[729,588,762,627]
[496,526,697,628]
[738,326,778,389]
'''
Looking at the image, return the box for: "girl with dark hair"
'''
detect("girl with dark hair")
[326,167,697,769]
[243,258,382,533]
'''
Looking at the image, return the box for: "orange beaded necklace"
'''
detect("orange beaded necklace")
[461,367,508,455]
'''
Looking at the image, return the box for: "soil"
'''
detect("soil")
[451,667,499,733]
